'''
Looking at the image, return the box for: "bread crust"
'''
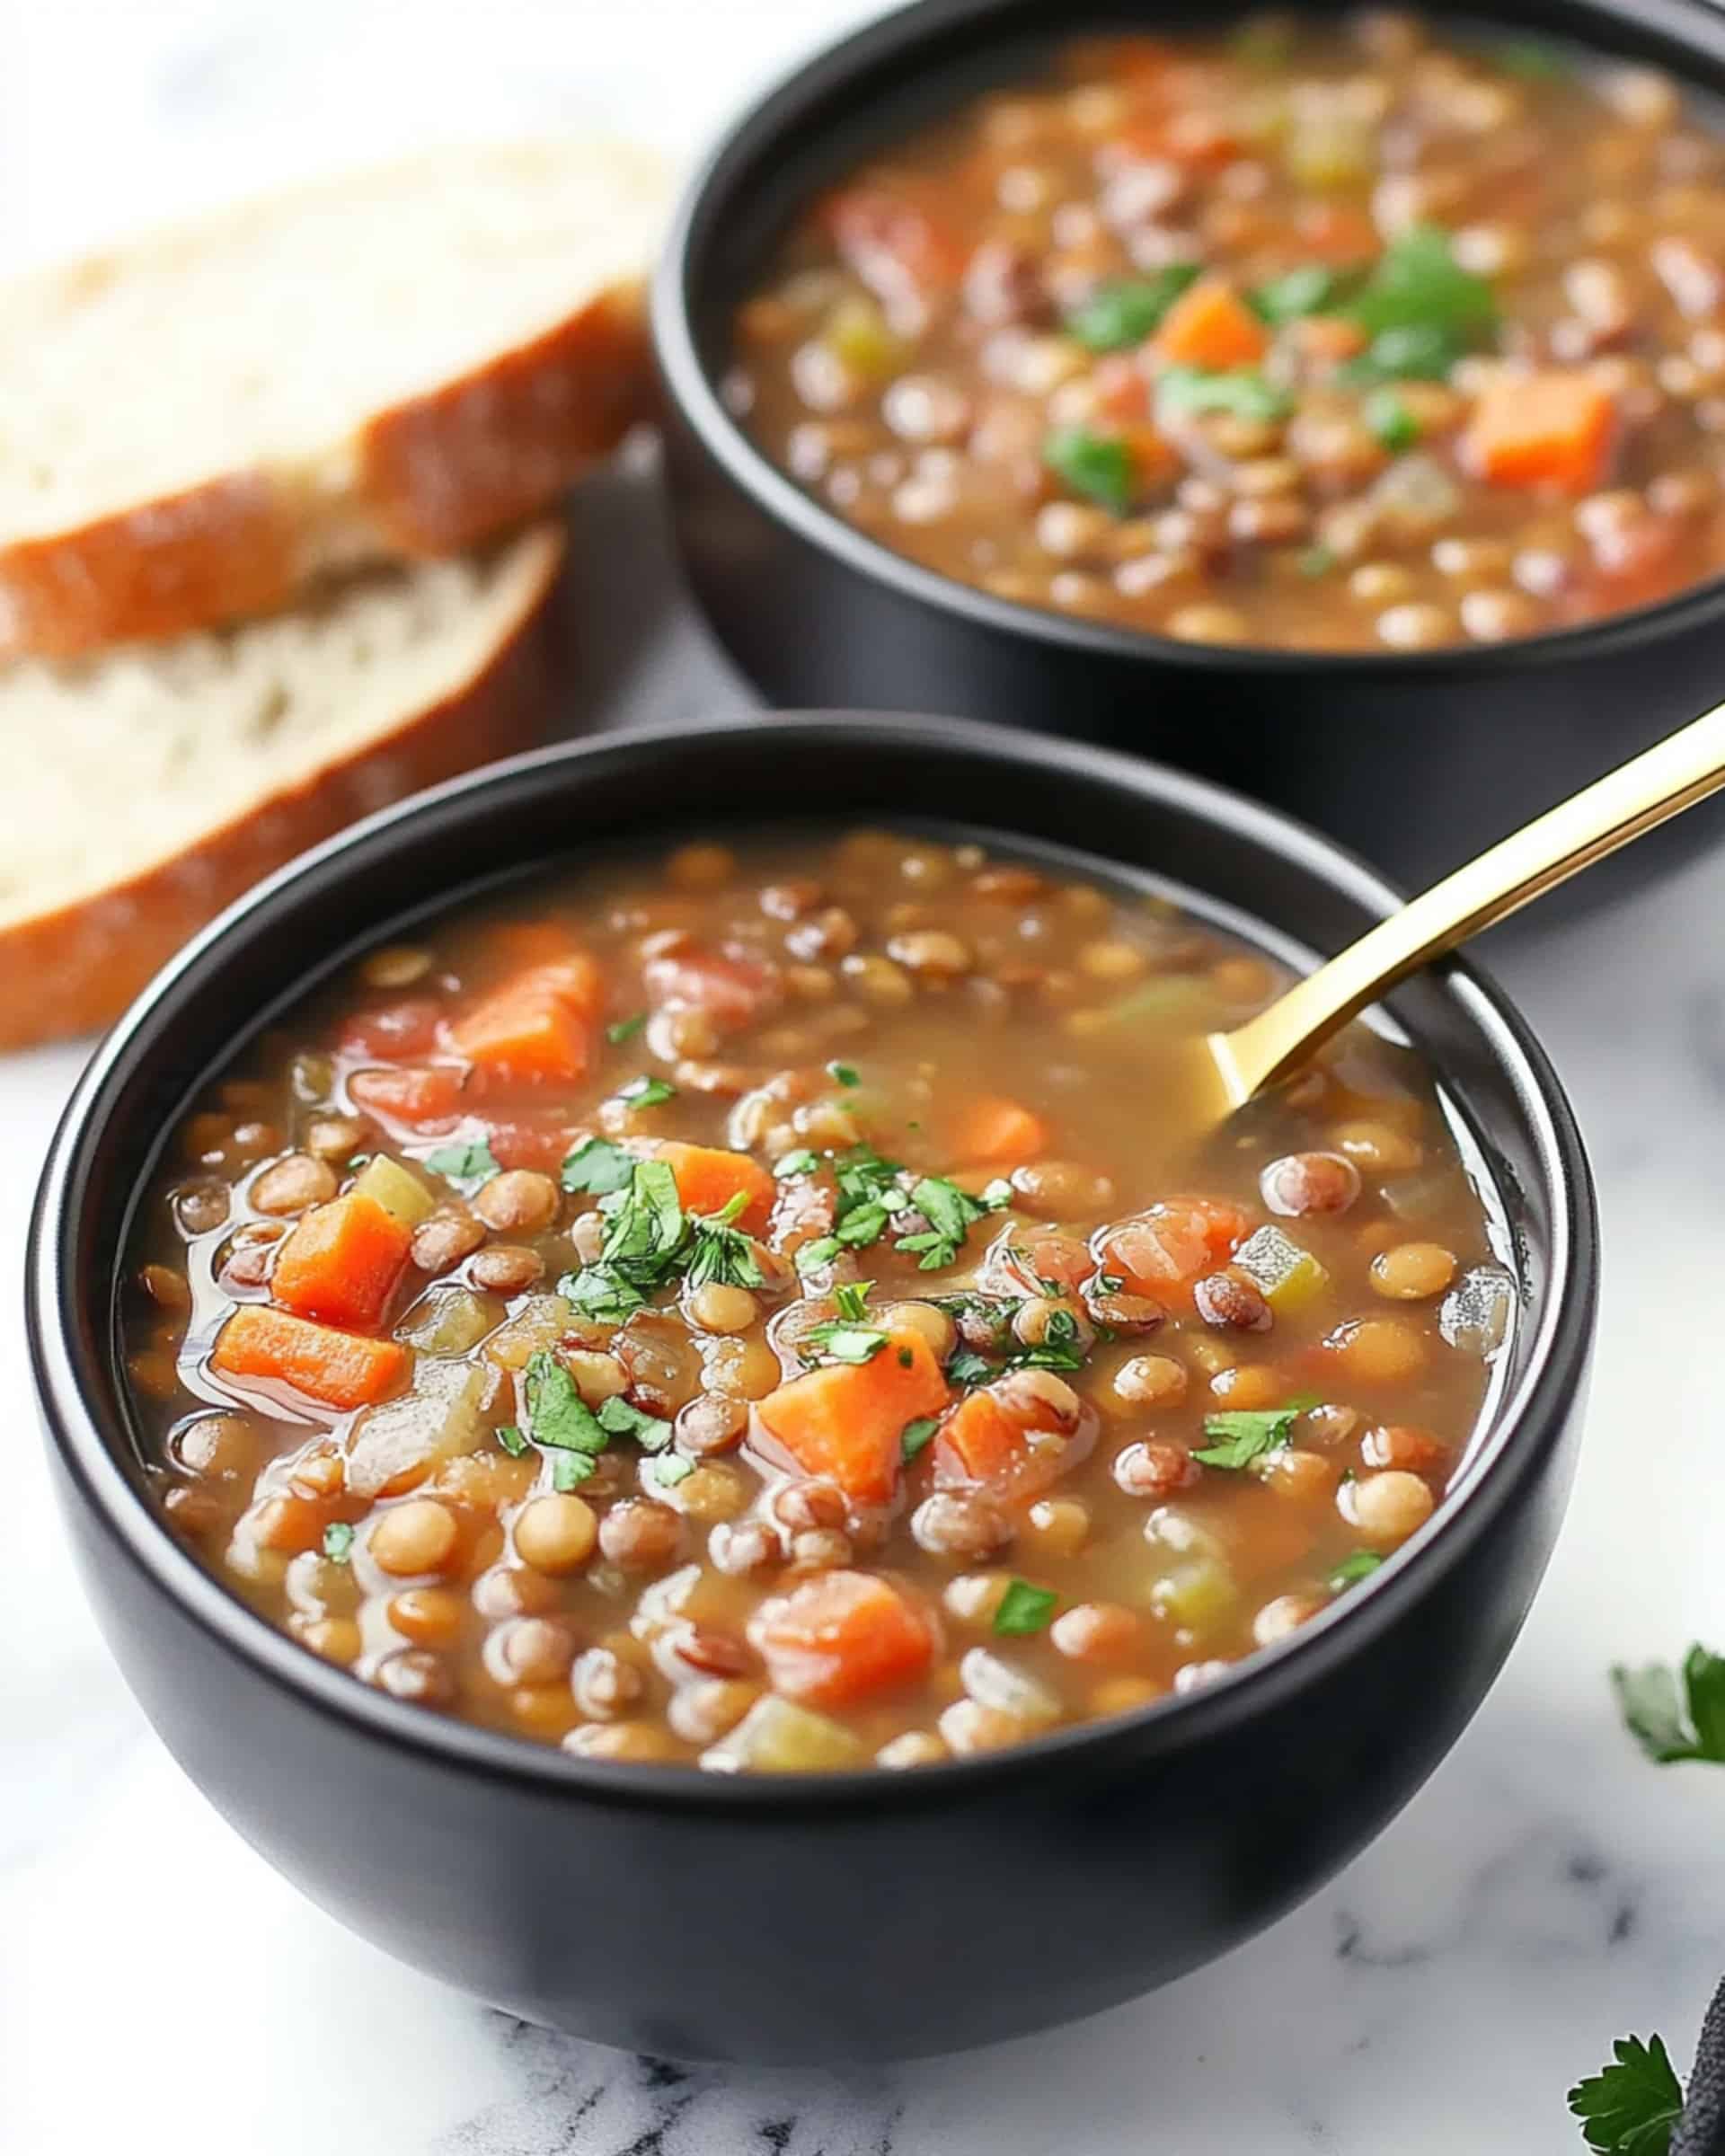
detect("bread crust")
[0,151,661,658]
[0,526,565,1049]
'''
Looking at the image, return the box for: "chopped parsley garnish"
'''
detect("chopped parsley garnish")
[1347,225,1498,333]
[650,1453,695,1489]
[322,1521,356,1562]
[1191,1403,1304,1470]
[832,1282,872,1321]
[685,1194,765,1291]
[804,1323,890,1366]
[1329,1550,1385,1590]
[1157,367,1293,424]
[774,1148,818,1178]
[560,1263,647,1324]
[948,1348,995,1386]
[895,1174,1004,1272]
[1297,543,1338,579]
[1568,2033,1683,2155]
[553,1451,596,1492]
[606,1012,647,1044]
[1043,424,1136,514]
[616,1074,677,1109]
[1363,386,1420,452]
[423,1136,500,1188]
[1341,321,1466,384]
[347,1153,372,1170]
[1494,37,1569,79]
[979,1177,1013,1208]
[560,1135,637,1195]
[495,1424,529,1457]
[1250,263,1353,324]
[597,1395,673,1449]
[900,1416,940,1462]
[1064,267,1200,351]
[1612,1644,1725,1765]
[794,1235,842,1276]
[523,1349,608,1457]
[827,1060,861,1088]
[994,1580,1059,1636]
[599,1158,684,1272]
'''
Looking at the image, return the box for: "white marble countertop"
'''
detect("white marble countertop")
[7,4,1725,2150]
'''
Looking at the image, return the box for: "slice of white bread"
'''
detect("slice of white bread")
[0,523,565,1048]
[0,141,665,658]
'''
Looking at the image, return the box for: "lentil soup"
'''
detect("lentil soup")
[729,11,1725,652]
[126,827,1514,1772]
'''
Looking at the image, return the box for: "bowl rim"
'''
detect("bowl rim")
[28,711,1598,1813]
[651,0,1725,678]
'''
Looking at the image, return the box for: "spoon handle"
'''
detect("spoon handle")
[1222,697,1725,1098]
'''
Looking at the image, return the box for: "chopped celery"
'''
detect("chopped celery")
[702,1696,866,1773]
[822,293,906,379]
[1439,1266,1515,1356]
[396,1286,500,1357]
[345,1360,487,1498]
[1285,115,1376,189]
[1093,974,1214,1031]
[482,1294,572,1372]
[1149,1555,1239,1634]
[352,1153,438,1225]
[1233,1224,1330,1314]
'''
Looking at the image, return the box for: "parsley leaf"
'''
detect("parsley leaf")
[1613,1645,1725,1764]
[606,1012,647,1043]
[423,1136,500,1188]
[1298,543,1338,579]
[1157,367,1293,424]
[560,1135,638,1195]
[1251,263,1353,324]
[1340,321,1467,384]
[994,1580,1059,1636]
[523,1350,608,1456]
[597,1395,673,1449]
[1329,1550,1385,1590]
[896,1175,991,1272]
[616,1074,677,1109]
[804,1323,890,1366]
[494,1424,529,1458]
[601,1159,684,1272]
[560,1263,647,1324]
[1345,225,1498,341]
[832,1281,872,1321]
[900,1416,940,1462]
[827,1060,860,1088]
[1363,387,1420,452]
[948,1348,996,1386]
[794,1234,841,1276]
[774,1148,818,1178]
[1192,1404,1303,1470]
[1043,424,1136,514]
[553,1451,596,1491]
[1568,2034,1683,2155]
[685,1197,765,1291]
[650,1453,695,1489]
[322,1521,355,1562]
[1064,267,1201,351]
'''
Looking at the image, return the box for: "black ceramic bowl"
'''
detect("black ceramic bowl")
[28,716,1596,2063]
[654,0,1725,889]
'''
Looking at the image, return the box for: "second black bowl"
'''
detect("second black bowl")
[30,715,1595,2062]
[654,0,1725,889]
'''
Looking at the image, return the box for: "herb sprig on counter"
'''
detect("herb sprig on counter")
[1613,1643,1725,1765]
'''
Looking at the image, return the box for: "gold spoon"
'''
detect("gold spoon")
[1200,697,1725,1120]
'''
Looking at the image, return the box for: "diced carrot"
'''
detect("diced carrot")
[748,1569,935,1708]
[349,1064,468,1129]
[751,1332,951,1509]
[1092,353,1153,421]
[1153,278,1269,369]
[654,1142,776,1234]
[448,955,606,1085]
[1288,314,1369,367]
[1295,200,1381,264]
[340,997,444,1062]
[824,186,966,297]
[1464,370,1616,491]
[933,1374,1093,1501]
[211,1305,407,1412]
[1095,1196,1251,1295]
[950,1094,1050,1167]
[272,1193,413,1330]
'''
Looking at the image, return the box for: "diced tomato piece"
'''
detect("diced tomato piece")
[211,1305,406,1412]
[654,1142,776,1233]
[748,1570,936,1708]
[448,955,605,1085]
[1094,1196,1251,1294]
[487,1119,584,1174]
[349,1064,468,1129]
[751,1332,951,1509]
[339,997,444,1062]
[642,946,782,1034]
[933,1372,1095,1501]
[271,1192,413,1330]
